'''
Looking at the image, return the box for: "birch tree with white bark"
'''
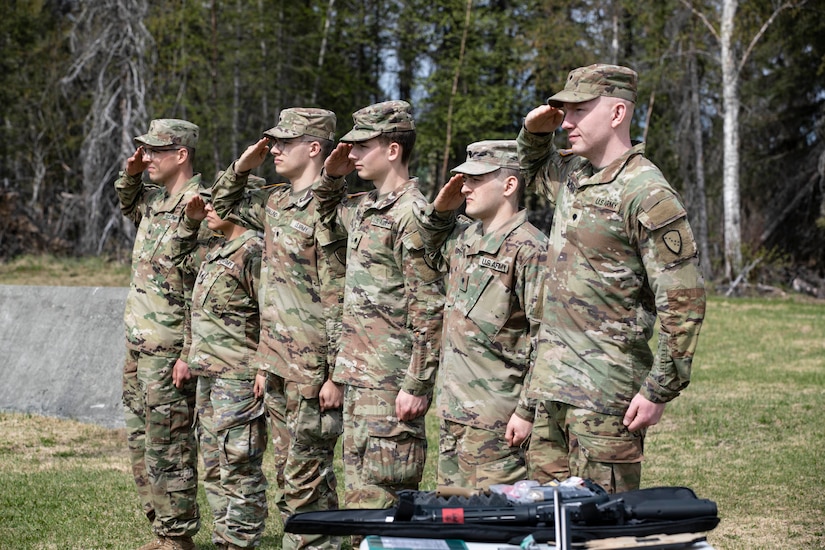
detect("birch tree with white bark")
[681,0,806,280]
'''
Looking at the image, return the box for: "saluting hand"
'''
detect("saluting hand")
[324,143,355,178]
[236,137,271,173]
[125,146,150,177]
[185,195,208,221]
[524,105,565,134]
[433,173,466,213]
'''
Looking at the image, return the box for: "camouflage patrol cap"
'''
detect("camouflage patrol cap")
[452,140,519,175]
[546,64,638,107]
[134,119,199,149]
[263,108,336,141]
[340,100,415,143]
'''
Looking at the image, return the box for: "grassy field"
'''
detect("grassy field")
[1,255,824,549]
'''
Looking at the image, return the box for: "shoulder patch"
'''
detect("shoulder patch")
[638,193,686,231]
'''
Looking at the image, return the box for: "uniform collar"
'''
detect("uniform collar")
[464,209,529,255]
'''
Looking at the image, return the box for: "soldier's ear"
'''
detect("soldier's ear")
[502,174,519,198]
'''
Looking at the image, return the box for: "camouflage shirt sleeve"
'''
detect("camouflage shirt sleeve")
[628,187,706,403]
[114,171,147,226]
[517,127,563,205]
[314,170,351,235]
[211,162,266,232]
[398,206,446,396]
[514,245,548,422]
[413,202,464,274]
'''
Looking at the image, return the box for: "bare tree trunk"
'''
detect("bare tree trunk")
[689,47,712,279]
[231,0,242,161]
[258,0,270,125]
[439,0,472,185]
[312,0,336,105]
[61,0,151,255]
[720,0,741,280]
[682,0,802,280]
[210,0,221,173]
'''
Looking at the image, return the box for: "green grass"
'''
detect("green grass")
[0,254,131,287]
[1,294,824,548]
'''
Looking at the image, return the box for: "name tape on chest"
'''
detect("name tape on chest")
[290,219,313,236]
[217,258,236,270]
[371,216,394,230]
[594,197,620,211]
[480,257,510,273]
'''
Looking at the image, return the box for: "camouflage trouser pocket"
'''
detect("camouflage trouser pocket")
[163,463,199,493]
[294,393,343,445]
[222,416,268,496]
[570,428,643,493]
[363,419,426,487]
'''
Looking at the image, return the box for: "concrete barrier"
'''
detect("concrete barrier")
[0,285,128,428]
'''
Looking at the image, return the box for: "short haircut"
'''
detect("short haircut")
[499,166,525,206]
[316,138,335,159]
[377,130,416,165]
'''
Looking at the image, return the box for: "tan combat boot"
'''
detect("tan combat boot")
[137,537,164,550]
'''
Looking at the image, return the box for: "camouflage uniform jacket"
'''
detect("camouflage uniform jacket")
[211,164,347,394]
[115,171,204,357]
[517,130,706,416]
[314,174,445,396]
[183,228,263,380]
[416,205,547,429]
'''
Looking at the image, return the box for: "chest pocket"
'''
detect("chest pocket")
[317,226,347,279]
[462,261,513,339]
[195,265,238,316]
[136,212,176,269]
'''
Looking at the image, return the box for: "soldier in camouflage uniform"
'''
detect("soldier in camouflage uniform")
[517,64,706,493]
[210,108,347,550]
[178,189,267,550]
[316,100,445,511]
[415,140,547,490]
[115,119,203,550]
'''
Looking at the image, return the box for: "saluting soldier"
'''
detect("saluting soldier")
[416,140,548,490]
[518,65,706,493]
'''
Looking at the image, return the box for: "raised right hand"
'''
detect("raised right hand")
[125,146,149,176]
[524,105,564,134]
[433,173,466,213]
[235,137,271,173]
[324,143,355,178]
[185,195,208,221]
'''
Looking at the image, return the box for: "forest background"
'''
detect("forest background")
[1,0,824,291]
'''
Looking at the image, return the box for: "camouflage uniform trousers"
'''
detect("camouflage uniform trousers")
[123,350,154,524]
[437,419,527,490]
[263,373,342,550]
[137,353,201,537]
[527,401,644,494]
[342,386,427,510]
[197,376,269,548]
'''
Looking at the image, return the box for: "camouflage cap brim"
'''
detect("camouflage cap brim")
[546,90,601,107]
[263,126,303,140]
[339,127,383,143]
[451,159,501,176]
[134,133,176,147]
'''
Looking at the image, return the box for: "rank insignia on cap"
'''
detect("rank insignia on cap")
[663,230,683,255]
